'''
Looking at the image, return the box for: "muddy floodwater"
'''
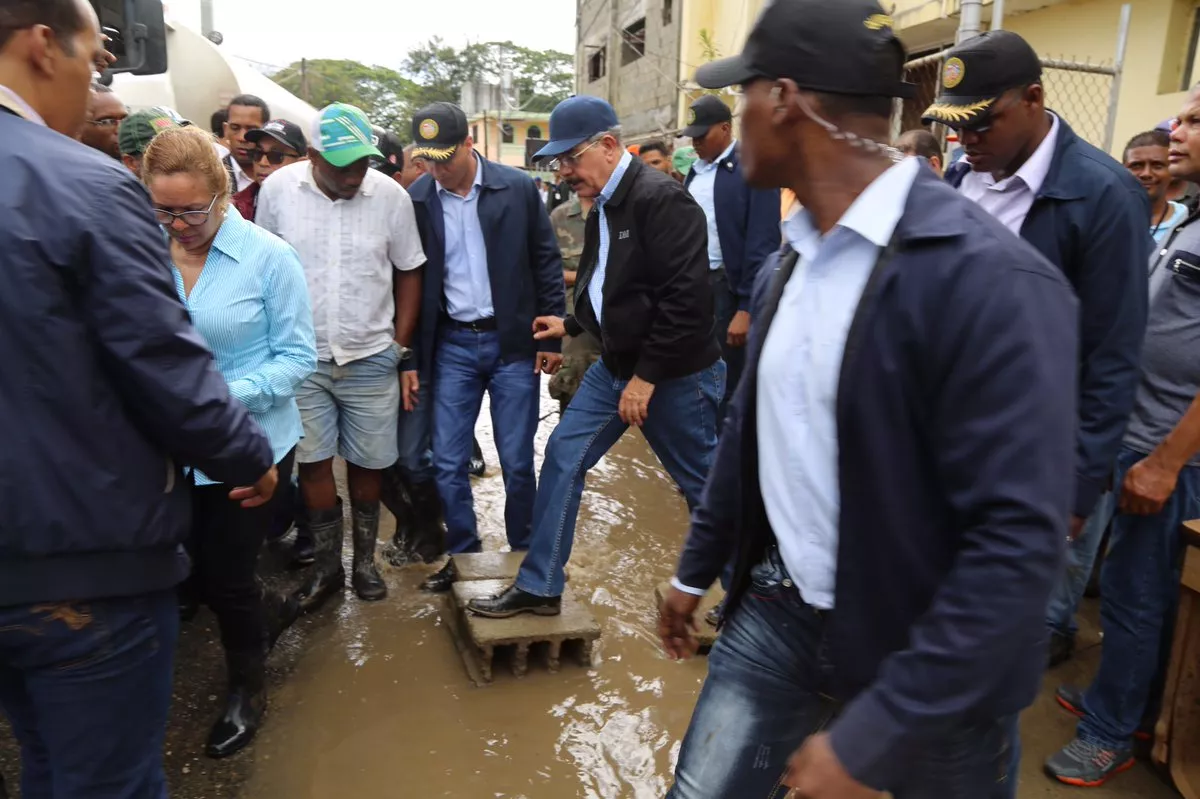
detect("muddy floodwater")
[0,382,1180,798]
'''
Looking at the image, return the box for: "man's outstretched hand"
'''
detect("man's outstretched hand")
[533,316,567,340]
[658,585,701,660]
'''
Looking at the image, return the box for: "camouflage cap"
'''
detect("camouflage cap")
[118,107,190,156]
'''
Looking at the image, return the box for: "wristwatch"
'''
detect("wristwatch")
[393,342,414,362]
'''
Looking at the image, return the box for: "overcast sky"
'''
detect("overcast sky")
[164,0,577,72]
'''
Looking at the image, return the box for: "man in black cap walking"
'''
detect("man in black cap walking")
[924,31,1150,672]
[403,101,565,592]
[683,94,780,425]
[232,119,307,223]
[658,2,1078,797]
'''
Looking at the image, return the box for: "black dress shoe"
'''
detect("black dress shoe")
[420,560,458,593]
[467,584,561,618]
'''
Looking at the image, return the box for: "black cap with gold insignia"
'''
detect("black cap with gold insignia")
[922,31,1042,129]
[682,95,732,138]
[694,0,915,100]
[410,102,469,162]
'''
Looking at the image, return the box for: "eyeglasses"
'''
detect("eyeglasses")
[547,138,603,171]
[252,148,299,165]
[153,194,219,227]
[89,117,124,128]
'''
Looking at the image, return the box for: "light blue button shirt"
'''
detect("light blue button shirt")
[688,139,736,271]
[172,208,317,485]
[756,156,920,609]
[439,153,494,321]
[589,150,634,325]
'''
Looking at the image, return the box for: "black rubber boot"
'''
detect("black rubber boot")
[205,648,266,759]
[380,465,417,567]
[351,501,387,601]
[296,502,345,615]
[289,499,314,569]
[264,586,300,651]
[407,480,446,565]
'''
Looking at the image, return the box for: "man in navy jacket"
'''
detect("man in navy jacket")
[927,31,1150,666]
[659,2,1078,797]
[0,0,277,793]
[405,102,566,592]
[683,94,780,423]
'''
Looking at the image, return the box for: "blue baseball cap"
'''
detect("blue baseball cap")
[534,96,620,159]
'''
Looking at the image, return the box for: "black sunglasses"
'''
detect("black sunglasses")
[251,148,299,165]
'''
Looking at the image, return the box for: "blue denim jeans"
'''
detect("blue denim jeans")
[0,590,178,799]
[396,369,435,484]
[1046,490,1115,637]
[433,327,539,554]
[669,551,1018,799]
[516,359,724,598]
[1079,446,1200,748]
[710,269,744,431]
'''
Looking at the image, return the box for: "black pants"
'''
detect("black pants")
[185,449,295,652]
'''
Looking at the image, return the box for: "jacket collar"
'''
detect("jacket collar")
[605,155,643,209]
[894,167,972,243]
[409,153,509,203]
[1035,112,1087,201]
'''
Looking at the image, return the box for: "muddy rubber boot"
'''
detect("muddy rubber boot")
[296,502,345,615]
[380,466,416,567]
[351,501,387,601]
[407,480,447,565]
[289,500,314,569]
[206,648,266,759]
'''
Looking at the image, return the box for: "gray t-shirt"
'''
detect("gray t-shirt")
[1125,216,1200,460]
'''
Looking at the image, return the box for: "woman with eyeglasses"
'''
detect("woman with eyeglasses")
[231,118,307,223]
[142,125,318,758]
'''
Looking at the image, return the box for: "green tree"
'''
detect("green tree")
[400,38,573,113]
[272,59,419,136]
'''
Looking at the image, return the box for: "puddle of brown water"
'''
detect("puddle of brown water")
[243,384,708,799]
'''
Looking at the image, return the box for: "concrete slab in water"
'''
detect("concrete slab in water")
[452,551,526,582]
[655,581,724,651]
[448,580,601,684]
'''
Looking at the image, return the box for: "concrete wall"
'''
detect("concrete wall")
[576,0,684,140]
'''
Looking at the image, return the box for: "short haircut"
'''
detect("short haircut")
[210,107,228,137]
[0,0,85,52]
[226,94,270,124]
[898,129,941,161]
[1124,129,1170,160]
[640,140,670,158]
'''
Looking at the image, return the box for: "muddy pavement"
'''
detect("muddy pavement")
[0,382,1181,798]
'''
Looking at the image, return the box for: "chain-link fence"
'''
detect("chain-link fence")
[892,5,1131,156]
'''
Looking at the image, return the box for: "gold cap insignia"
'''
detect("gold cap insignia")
[418,119,440,140]
[687,108,697,125]
[942,57,966,90]
[922,98,994,124]
[864,13,893,31]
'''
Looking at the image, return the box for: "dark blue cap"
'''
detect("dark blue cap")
[534,96,620,159]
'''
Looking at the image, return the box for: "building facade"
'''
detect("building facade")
[467,112,552,168]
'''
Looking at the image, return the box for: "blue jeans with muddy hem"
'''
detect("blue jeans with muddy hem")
[433,327,540,554]
[516,358,725,598]
[0,589,178,799]
[1078,446,1200,749]
[668,550,1019,799]
[1046,490,1115,638]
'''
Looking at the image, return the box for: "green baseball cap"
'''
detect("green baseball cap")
[310,103,381,168]
[118,106,189,156]
[673,145,698,175]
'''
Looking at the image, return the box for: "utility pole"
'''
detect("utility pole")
[991,0,1006,30]
[957,0,983,42]
[200,0,214,36]
[300,58,310,103]
[606,0,619,106]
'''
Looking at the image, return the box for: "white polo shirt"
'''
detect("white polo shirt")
[256,162,426,365]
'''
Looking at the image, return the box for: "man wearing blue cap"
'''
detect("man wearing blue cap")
[466,95,724,619]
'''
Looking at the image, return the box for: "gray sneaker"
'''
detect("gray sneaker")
[1045,737,1135,787]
